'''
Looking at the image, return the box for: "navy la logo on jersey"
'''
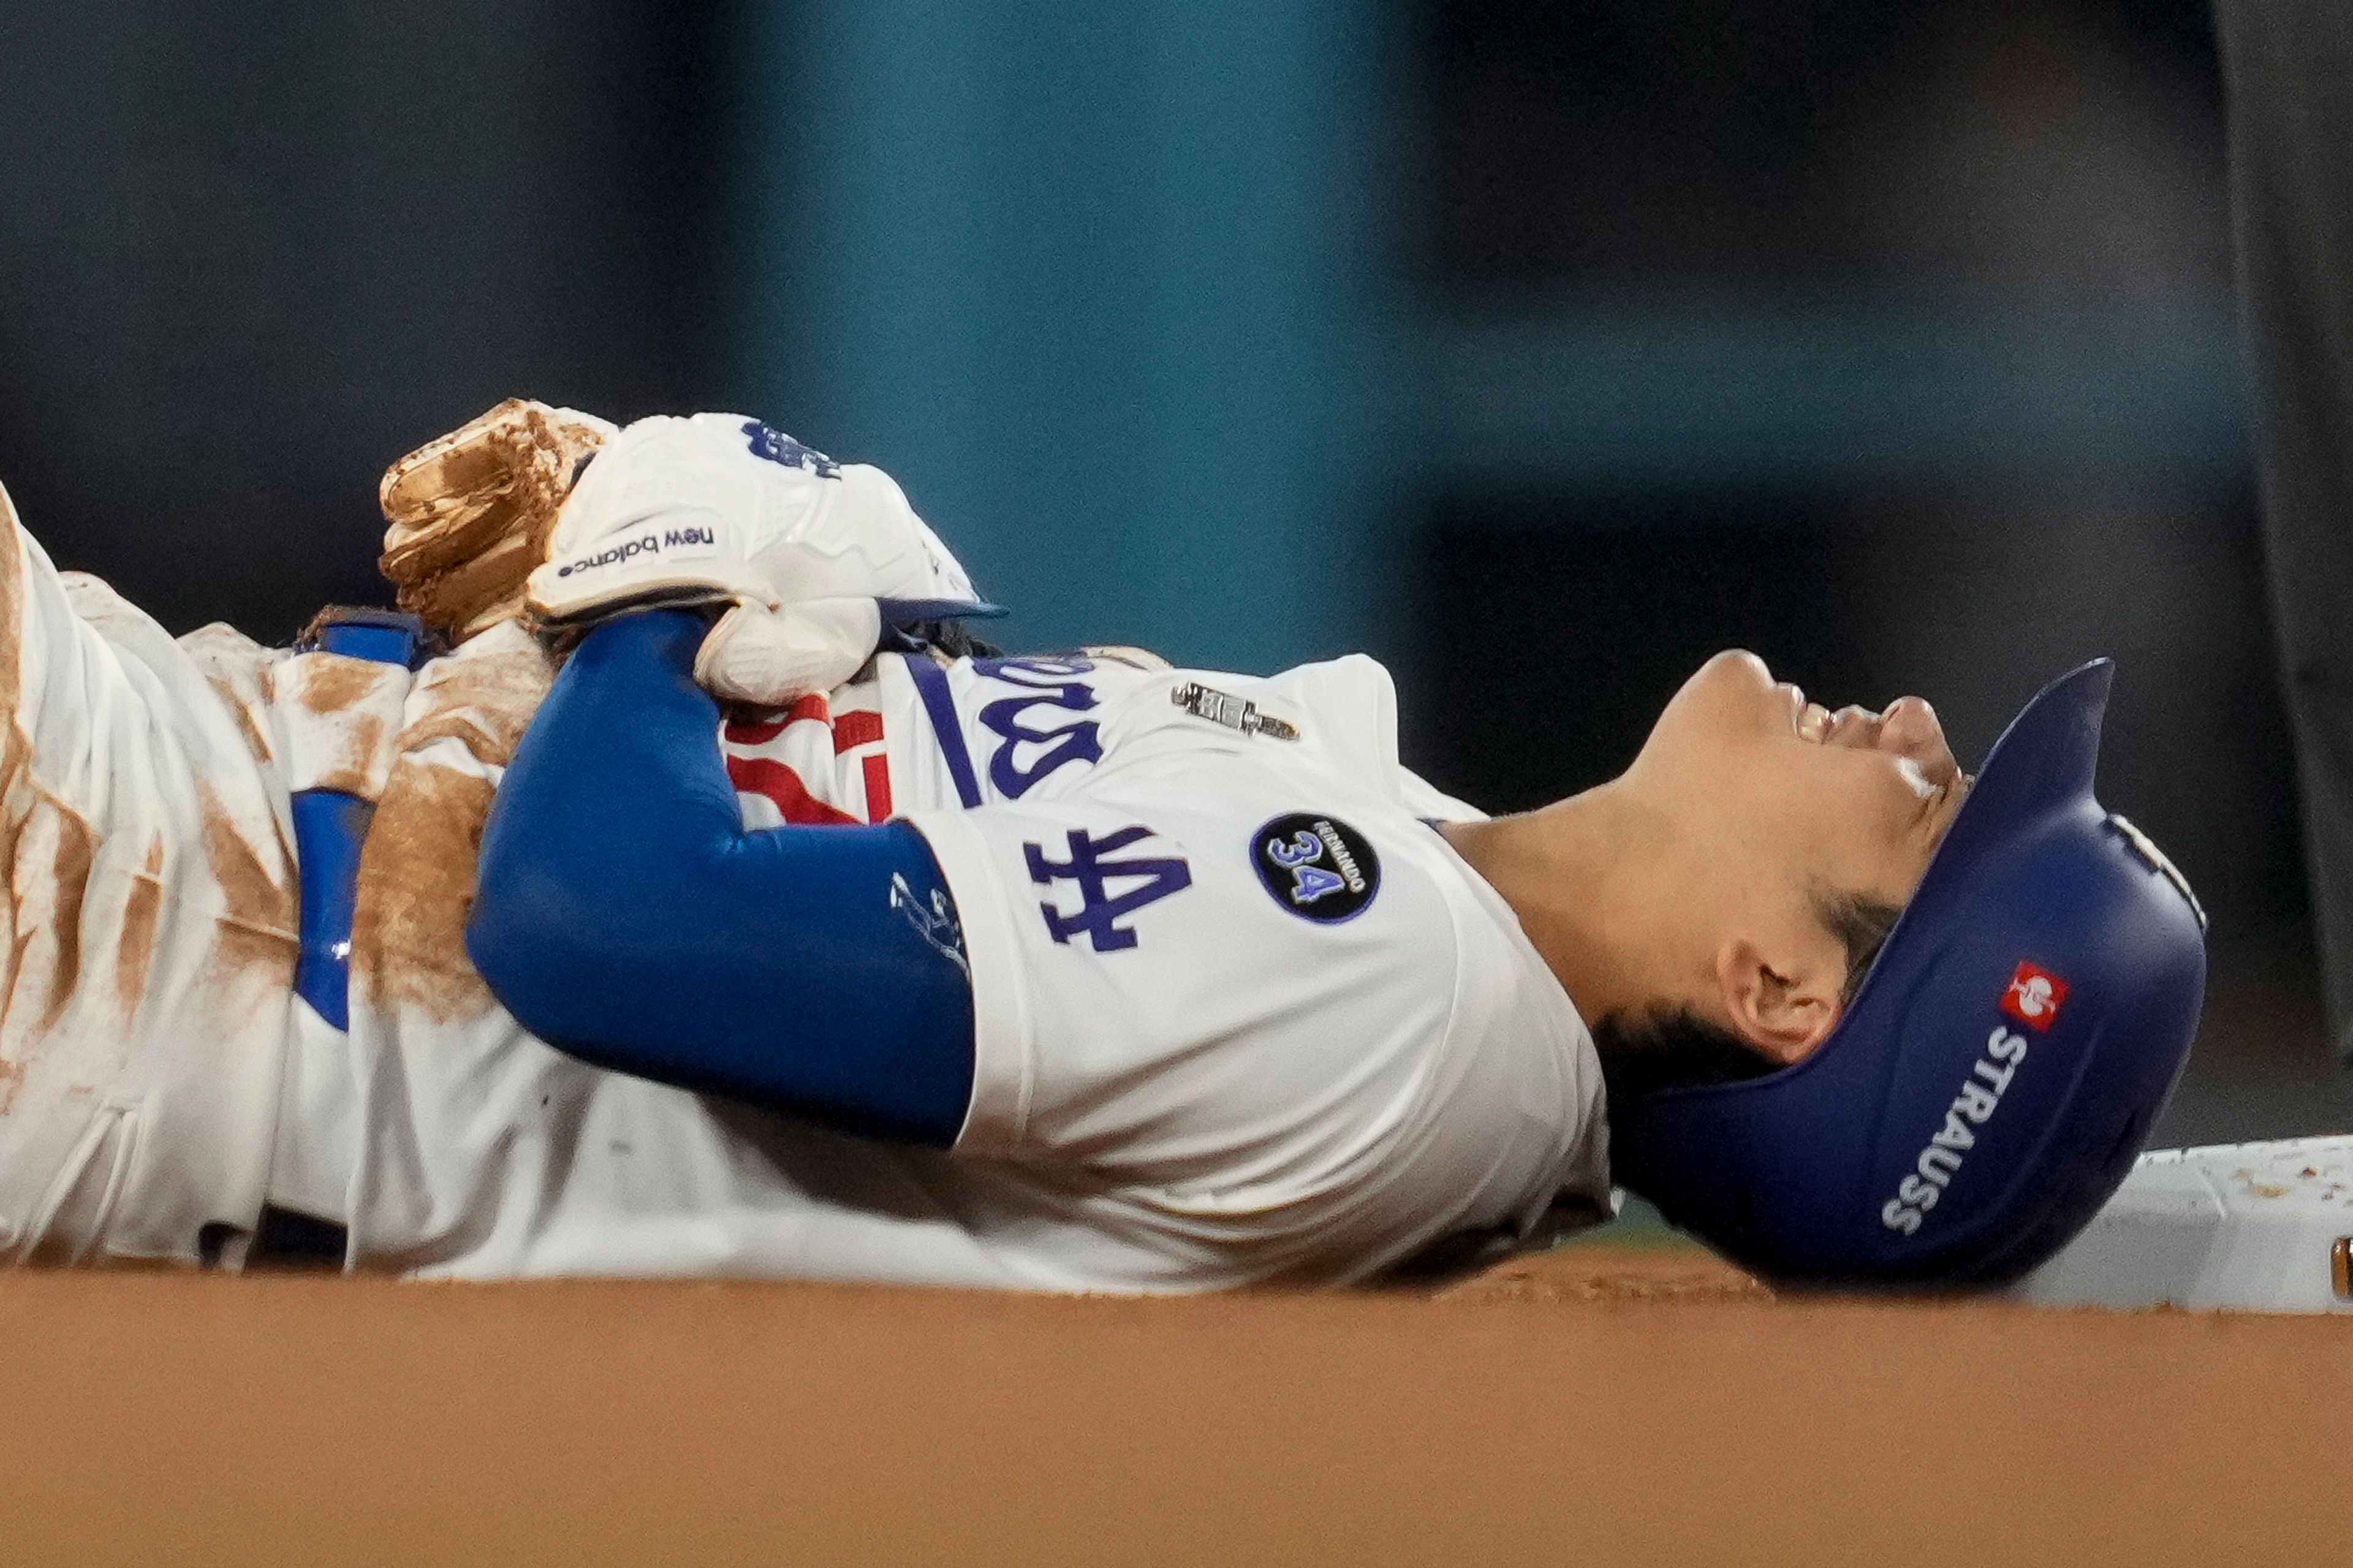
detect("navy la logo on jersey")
[1251,814,1379,923]
[1026,825,1192,951]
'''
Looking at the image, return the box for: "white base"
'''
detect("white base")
[2009,1135,2353,1312]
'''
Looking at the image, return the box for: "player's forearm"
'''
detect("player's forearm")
[468,610,977,1145]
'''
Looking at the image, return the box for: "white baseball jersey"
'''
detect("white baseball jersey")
[343,645,1611,1290]
[0,475,1608,1290]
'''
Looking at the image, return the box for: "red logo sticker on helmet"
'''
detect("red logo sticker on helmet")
[2001,961,2069,1030]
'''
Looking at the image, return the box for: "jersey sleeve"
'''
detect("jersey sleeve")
[903,773,1595,1280]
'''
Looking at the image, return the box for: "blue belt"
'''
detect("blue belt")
[290,608,426,1031]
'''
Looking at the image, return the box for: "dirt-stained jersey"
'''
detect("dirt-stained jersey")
[0,456,1604,1287]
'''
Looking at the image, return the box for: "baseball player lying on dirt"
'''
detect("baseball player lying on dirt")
[0,401,2208,1295]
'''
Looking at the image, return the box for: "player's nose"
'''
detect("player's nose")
[1878,695,1961,787]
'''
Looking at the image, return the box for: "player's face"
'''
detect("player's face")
[1626,651,1969,1042]
[1641,649,1968,900]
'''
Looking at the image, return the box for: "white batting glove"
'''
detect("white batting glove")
[692,597,884,706]
[525,413,990,625]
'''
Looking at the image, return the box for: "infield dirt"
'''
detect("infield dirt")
[1,1238,2343,1566]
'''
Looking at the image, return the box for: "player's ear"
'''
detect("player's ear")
[1713,936,1841,1066]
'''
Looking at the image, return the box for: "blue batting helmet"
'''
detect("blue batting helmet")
[1607,660,2207,1288]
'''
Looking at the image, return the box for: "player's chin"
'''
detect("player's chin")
[1691,648,1776,691]
[1655,650,1779,735]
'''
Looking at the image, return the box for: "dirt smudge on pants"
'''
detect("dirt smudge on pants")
[116,837,165,1020]
[304,712,388,800]
[182,622,283,769]
[347,622,553,1023]
[352,759,498,1022]
[276,651,411,801]
[398,629,554,768]
[203,673,276,768]
[197,782,297,990]
[296,655,388,718]
[36,807,97,1032]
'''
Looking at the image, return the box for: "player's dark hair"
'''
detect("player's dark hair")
[1812,885,1904,1001]
[917,619,1004,661]
[1594,887,1902,1108]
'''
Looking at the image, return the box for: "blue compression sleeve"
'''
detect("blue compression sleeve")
[467,610,977,1146]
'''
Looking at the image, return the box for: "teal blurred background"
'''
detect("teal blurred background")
[0,0,2339,1136]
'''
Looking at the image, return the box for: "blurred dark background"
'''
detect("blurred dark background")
[0,0,2338,1138]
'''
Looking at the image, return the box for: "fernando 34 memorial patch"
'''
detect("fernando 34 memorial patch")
[1251,812,1381,923]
